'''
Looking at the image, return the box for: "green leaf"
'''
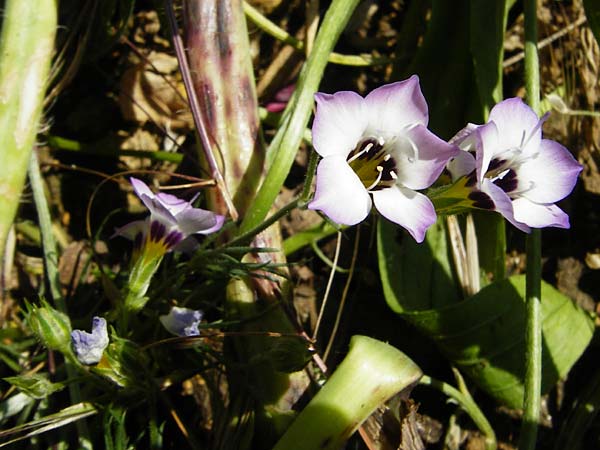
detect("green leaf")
[3,373,65,400]
[377,217,459,313]
[378,218,594,409]
[584,0,600,47]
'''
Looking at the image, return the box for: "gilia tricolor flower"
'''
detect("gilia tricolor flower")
[115,177,225,257]
[307,76,458,242]
[115,178,224,312]
[71,317,109,365]
[448,98,582,231]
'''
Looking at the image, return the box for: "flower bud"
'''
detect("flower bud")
[26,299,72,354]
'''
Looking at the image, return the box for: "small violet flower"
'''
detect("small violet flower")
[115,177,225,256]
[71,317,109,365]
[307,76,459,242]
[448,98,582,231]
[159,307,203,337]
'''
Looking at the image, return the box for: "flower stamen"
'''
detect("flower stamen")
[366,167,384,191]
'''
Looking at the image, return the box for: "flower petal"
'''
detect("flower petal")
[449,123,479,147]
[393,124,459,190]
[475,121,501,183]
[515,139,582,203]
[372,186,436,243]
[155,192,192,216]
[175,208,225,235]
[130,177,157,211]
[488,97,542,155]
[311,91,368,158]
[364,76,428,136]
[512,198,570,229]
[447,150,476,181]
[308,155,372,225]
[112,220,147,240]
[71,317,109,365]
[160,307,203,337]
[480,179,530,232]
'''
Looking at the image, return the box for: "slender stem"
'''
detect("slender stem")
[323,226,360,362]
[519,0,542,448]
[300,149,319,206]
[224,198,299,248]
[312,231,342,341]
[239,0,361,235]
[28,150,92,450]
[420,375,496,450]
[164,0,238,221]
[242,1,392,67]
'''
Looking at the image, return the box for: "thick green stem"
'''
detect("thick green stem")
[518,0,542,448]
[239,0,360,235]
[0,0,57,267]
[273,335,422,450]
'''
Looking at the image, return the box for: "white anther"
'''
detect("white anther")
[390,170,398,180]
[384,153,391,161]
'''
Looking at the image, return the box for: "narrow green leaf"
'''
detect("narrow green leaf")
[470,0,512,116]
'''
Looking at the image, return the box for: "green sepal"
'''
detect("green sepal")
[25,299,72,354]
[93,335,150,391]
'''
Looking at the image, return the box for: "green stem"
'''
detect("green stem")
[239,0,360,235]
[273,335,422,450]
[519,0,542,448]
[242,1,392,67]
[420,375,496,450]
[225,198,299,248]
[28,150,92,450]
[300,150,319,205]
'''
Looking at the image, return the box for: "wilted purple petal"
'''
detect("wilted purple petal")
[312,91,368,158]
[160,307,203,337]
[394,124,459,190]
[372,186,436,243]
[515,139,582,204]
[71,317,109,365]
[512,198,570,229]
[364,75,428,134]
[308,155,372,225]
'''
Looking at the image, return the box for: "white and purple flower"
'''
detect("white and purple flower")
[307,76,459,242]
[159,307,203,337]
[71,317,109,365]
[115,178,225,256]
[448,98,582,231]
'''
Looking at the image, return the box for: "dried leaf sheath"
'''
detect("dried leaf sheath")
[184,0,264,217]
